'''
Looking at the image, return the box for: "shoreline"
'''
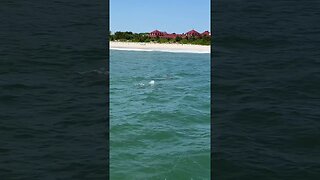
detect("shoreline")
[109,41,210,54]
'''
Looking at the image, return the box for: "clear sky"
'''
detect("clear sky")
[110,0,210,34]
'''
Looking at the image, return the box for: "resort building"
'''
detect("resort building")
[149,30,165,37]
[201,31,210,36]
[148,29,210,39]
[185,30,201,37]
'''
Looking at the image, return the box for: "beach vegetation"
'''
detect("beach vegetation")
[110,31,211,45]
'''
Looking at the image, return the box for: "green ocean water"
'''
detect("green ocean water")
[110,50,210,179]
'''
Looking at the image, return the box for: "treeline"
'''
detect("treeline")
[109,31,211,45]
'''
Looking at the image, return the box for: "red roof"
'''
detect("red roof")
[201,31,210,36]
[150,30,162,34]
[185,30,200,35]
[149,30,206,38]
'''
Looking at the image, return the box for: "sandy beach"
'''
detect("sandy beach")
[110,41,210,53]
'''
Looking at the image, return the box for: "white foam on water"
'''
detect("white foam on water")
[149,80,155,85]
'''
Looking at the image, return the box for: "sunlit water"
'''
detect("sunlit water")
[110,50,210,179]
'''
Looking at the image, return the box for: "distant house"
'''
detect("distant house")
[162,33,178,39]
[201,31,210,36]
[149,30,179,39]
[149,29,210,39]
[185,30,201,37]
[149,30,165,37]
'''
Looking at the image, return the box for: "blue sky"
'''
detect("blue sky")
[110,0,210,34]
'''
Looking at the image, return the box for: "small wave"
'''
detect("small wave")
[135,80,157,88]
[136,82,145,88]
[149,80,155,85]
[78,69,106,75]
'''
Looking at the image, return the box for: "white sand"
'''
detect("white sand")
[110,41,210,53]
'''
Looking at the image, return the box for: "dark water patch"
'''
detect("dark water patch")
[213,0,320,179]
[0,0,107,179]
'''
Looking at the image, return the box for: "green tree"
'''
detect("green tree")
[159,38,168,43]
[175,36,182,42]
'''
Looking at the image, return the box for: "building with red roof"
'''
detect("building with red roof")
[201,31,210,36]
[149,30,165,37]
[149,29,210,39]
[185,29,201,37]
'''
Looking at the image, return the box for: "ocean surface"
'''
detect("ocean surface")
[213,0,320,179]
[1,0,320,179]
[110,50,211,179]
[0,1,108,179]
